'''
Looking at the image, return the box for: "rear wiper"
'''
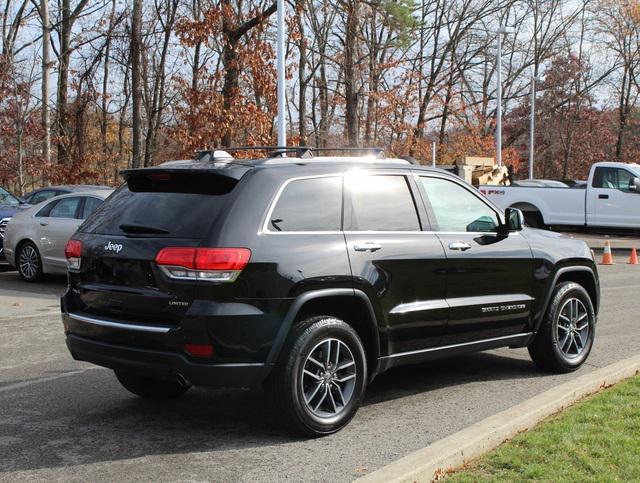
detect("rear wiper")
[119,223,170,234]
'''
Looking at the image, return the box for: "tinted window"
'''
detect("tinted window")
[0,187,19,206]
[592,167,635,192]
[269,177,342,232]
[421,177,499,232]
[81,197,103,219]
[346,175,420,231]
[81,173,237,238]
[49,197,82,219]
[30,190,59,205]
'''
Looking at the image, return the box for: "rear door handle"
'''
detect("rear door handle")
[448,241,472,251]
[354,242,382,252]
[598,194,609,199]
[39,221,49,226]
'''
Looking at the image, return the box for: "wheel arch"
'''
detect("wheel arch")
[267,289,382,379]
[510,202,545,226]
[535,266,599,333]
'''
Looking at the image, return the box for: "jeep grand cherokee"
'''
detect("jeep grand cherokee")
[61,149,599,436]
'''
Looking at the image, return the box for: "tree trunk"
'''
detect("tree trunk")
[296,1,307,145]
[220,1,277,147]
[40,0,51,175]
[131,0,143,168]
[343,0,359,147]
[56,0,71,164]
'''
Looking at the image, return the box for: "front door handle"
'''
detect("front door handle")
[354,242,382,252]
[598,194,609,199]
[449,241,472,251]
[39,221,49,226]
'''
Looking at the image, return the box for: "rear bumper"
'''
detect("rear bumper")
[66,333,273,387]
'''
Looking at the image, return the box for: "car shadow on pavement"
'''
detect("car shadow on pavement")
[0,271,66,297]
[366,349,541,405]
[1,350,548,474]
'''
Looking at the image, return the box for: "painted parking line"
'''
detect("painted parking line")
[0,367,101,394]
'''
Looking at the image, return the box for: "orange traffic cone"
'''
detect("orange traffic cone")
[629,248,638,265]
[601,241,614,265]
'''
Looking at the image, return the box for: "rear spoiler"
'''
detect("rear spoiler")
[121,164,251,182]
[121,167,247,195]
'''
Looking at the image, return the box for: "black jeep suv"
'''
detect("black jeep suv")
[61,150,599,436]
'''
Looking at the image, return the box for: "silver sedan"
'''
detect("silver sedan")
[4,189,113,281]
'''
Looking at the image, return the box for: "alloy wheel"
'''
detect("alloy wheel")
[301,338,357,418]
[19,245,39,280]
[556,297,590,359]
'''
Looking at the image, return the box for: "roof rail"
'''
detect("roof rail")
[196,146,386,160]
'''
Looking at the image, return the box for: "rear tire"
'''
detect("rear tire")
[17,241,44,282]
[267,316,367,436]
[114,370,191,399]
[523,211,545,229]
[528,282,595,373]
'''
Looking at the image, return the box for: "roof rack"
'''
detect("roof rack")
[196,146,387,161]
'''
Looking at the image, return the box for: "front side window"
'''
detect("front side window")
[346,174,420,231]
[421,177,499,232]
[592,167,635,192]
[48,197,81,219]
[269,176,342,232]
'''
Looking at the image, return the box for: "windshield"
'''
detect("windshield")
[0,187,19,206]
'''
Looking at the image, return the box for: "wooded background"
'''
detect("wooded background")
[1,0,639,193]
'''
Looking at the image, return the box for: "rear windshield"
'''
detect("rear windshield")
[80,172,237,238]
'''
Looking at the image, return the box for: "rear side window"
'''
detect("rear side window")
[81,173,237,238]
[81,197,103,219]
[49,197,82,219]
[269,176,342,232]
[346,175,420,231]
[30,189,59,205]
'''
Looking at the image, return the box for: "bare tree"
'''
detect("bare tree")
[131,0,143,167]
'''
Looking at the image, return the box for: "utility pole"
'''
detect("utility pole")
[276,0,286,151]
[496,25,508,167]
[432,140,436,166]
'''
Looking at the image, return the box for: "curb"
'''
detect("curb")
[356,354,640,483]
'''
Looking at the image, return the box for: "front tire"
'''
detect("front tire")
[267,316,368,436]
[114,370,191,399]
[529,282,595,373]
[17,241,44,282]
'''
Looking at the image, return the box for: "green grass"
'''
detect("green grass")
[447,375,640,482]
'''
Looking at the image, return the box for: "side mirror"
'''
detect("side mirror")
[629,177,640,192]
[504,207,524,232]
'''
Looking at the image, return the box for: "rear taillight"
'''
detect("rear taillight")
[155,247,251,282]
[65,239,83,271]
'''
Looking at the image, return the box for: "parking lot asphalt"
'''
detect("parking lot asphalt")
[1,265,639,482]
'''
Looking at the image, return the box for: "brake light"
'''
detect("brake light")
[65,239,83,270]
[155,247,251,282]
[147,173,171,181]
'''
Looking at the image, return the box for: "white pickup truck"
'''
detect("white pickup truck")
[480,161,640,229]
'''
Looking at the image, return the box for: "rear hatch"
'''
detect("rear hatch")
[70,169,241,327]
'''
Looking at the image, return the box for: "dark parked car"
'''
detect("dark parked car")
[21,185,112,205]
[61,149,599,436]
[0,186,30,264]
